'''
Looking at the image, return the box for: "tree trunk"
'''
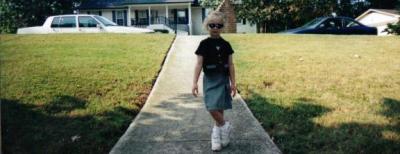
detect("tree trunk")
[260,22,265,33]
[264,22,267,33]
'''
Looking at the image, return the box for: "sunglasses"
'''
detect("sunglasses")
[208,23,224,29]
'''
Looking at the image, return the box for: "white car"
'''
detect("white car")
[17,14,154,34]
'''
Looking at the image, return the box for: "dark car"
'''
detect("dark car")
[280,16,377,35]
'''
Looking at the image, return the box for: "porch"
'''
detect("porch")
[110,3,195,34]
[82,2,207,35]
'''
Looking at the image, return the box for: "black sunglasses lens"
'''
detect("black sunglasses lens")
[208,24,215,28]
[208,24,224,29]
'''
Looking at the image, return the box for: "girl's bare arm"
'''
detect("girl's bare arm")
[192,55,203,97]
[228,55,236,97]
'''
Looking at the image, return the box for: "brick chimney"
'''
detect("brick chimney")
[216,0,237,33]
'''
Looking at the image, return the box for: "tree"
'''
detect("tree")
[200,0,399,33]
[344,0,370,18]
[0,0,82,33]
[337,0,369,18]
[265,0,340,32]
[384,20,400,35]
[200,0,272,33]
[235,0,271,33]
[200,0,223,9]
[368,0,398,9]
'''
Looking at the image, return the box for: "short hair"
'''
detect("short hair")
[203,11,226,30]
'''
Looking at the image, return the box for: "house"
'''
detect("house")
[356,9,400,35]
[77,0,256,35]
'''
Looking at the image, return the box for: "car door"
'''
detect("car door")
[51,16,79,33]
[78,16,102,33]
[333,18,345,34]
[342,18,363,34]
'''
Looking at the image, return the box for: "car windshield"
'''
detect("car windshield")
[301,17,324,28]
[93,16,117,26]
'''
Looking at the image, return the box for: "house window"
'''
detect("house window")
[177,11,185,17]
[116,10,124,25]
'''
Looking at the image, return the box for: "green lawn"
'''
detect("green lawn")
[0,34,174,153]
[223,34,400,153]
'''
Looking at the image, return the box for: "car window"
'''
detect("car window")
[93,16,117,26]
[59,16,76,28]
[318,19,341,29]
[302,17,324,28]
[79,16,99,28]
[343,19,360,28]
[334,18,343,29]
[51,17,60,28]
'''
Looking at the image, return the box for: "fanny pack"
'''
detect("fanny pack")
[203,64,229,75]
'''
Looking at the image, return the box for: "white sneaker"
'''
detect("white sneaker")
[211,125,222,151]
[220,121,232,147]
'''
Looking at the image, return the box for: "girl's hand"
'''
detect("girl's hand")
[192,84,199,97]
[231,84,237,97]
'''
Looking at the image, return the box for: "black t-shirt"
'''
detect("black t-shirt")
[195,37,234,67]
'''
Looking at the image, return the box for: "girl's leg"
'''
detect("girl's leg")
[210,110,225,126]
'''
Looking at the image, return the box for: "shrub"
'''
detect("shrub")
[384,18,400,35]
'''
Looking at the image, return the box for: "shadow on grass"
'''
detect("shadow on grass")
[2,95,138,154]
[245,90,400,153]
[111,93,281,153]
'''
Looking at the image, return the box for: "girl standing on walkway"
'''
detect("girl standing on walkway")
[192,11,236,152]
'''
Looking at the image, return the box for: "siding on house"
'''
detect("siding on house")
[102,11,113,21]
[237,21,257,33]
[192,7,204,35]
[356,9,400,35]
[358,12,399,26]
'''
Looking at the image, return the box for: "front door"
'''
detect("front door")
[342,18,363,34]
[176,9,188,24]
[137,10,148,25]
[151,10,159,24]
[116,10,125,26]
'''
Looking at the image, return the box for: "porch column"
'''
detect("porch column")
[148,6,151,25]
[188,3,192,35]
[165,5,169,23]
[127,6,131,26]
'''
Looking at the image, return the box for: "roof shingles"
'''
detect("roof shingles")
[79,0,196,9]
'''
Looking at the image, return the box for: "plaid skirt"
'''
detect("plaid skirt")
[202,72,232,111]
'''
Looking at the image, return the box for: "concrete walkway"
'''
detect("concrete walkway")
[110,36,281,154]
